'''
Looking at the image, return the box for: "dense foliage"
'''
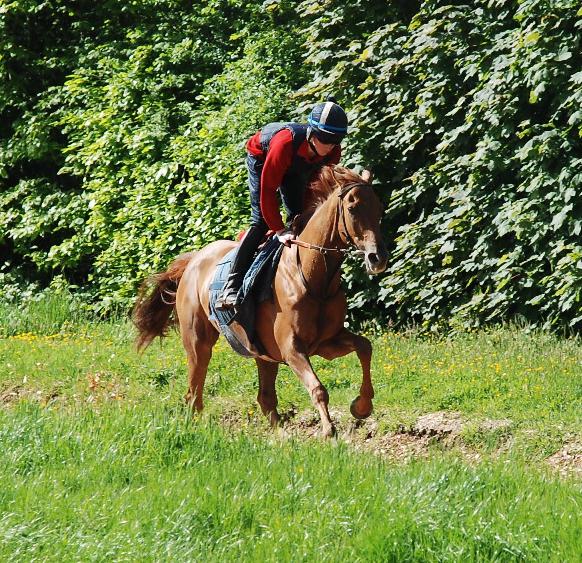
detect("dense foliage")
[1,0,581,331]
[1,0,303,308]
[299,0,582,331]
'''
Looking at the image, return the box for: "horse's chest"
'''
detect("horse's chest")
[295,294,346,349]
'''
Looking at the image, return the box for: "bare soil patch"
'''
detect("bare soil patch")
[546,443,582,478]
[218,406,579,477]
[0,385,23,404]
[1,383,63,407]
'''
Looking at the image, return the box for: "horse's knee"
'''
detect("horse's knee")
[311,384,329,405]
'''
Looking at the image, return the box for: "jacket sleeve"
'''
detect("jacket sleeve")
[259,129,294,232]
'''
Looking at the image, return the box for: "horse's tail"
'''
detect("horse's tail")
[132,252,195,351]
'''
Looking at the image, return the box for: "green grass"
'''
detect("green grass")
[0,290,95,337]
[0,298,581,561]
[1,320,580,459]
[0,403,580,562]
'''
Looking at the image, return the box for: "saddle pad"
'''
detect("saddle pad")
[208,236,284,357]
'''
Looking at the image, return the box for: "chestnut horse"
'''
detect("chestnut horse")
[133,166,387,437]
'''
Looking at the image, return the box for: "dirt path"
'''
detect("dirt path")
[219,406,582,478]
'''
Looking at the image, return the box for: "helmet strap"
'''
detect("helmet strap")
[308,137,322,157]
[306,127,322,156]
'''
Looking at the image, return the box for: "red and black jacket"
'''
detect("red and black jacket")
[246,122,341,231]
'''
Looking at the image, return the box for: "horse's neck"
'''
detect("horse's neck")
[293,192,345,296]
[300,192,342,248]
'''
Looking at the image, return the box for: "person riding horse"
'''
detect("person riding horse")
[215,97,349,309]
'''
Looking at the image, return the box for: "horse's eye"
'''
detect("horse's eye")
[347,206,357,215]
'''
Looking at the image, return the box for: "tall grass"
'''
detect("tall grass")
[0,290,94,336]
[0,403,580,562]
[1,295,581,561]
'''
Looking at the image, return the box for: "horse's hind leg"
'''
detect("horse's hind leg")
[182,315,219,412]
[255,358,280,427]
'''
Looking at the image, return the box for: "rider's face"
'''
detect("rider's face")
[310,135,337,156]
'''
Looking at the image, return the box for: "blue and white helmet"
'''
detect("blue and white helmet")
[307,96,348,145]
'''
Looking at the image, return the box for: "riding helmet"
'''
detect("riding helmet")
[307,96,348,145]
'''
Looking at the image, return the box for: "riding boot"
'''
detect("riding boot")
[216,225,266,309]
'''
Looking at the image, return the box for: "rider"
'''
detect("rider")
[216,96,349,309]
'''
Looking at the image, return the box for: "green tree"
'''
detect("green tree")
[299,0,582,331]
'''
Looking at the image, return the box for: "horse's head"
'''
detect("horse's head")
[337,174,388,275]
[303,166,388,274]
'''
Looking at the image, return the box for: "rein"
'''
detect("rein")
[288,181,369,302]
[289,238,363,256]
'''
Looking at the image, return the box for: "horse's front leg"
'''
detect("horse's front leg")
[282,338,335,438]
[315,329,374,420]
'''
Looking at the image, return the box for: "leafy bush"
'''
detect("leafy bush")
[2,0,581,331]
[1,1,305,311]
[299,0,582,331]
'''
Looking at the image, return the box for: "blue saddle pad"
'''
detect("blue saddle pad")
[208,236,284,357]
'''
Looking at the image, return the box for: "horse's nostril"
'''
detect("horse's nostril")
[368,253,379,264]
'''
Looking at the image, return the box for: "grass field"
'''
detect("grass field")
[0,295,581,561]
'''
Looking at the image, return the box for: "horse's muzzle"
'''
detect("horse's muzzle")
[364,245,388,274]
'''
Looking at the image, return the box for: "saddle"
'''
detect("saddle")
[208,236,284,357]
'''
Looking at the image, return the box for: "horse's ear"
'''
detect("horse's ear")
[361,169,373,183]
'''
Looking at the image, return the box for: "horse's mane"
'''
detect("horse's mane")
[308,165,363,207]
[293,165,364,233]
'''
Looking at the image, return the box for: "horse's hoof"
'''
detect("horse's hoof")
[185,394,203,415]
[269,414,282,429]
[321,424,337,439]
[350,396,373,420]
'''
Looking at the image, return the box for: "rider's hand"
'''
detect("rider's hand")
[276,229,294,247]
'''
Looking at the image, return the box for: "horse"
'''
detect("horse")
[133,165,388,437]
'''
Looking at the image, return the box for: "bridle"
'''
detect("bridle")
[289,181,368,255]
[289,181,370,302]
